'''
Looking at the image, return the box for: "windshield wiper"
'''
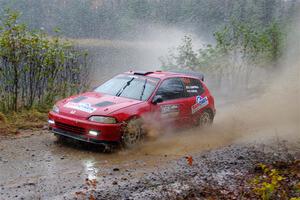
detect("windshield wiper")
[116,77,135,97]
[139,78,147,101]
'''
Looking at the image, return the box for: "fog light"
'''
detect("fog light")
[89,130,99,136]
[48,119,55,124]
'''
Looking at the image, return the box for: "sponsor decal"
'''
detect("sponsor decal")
[196,95,208,105]
[160,104,180,118]
[186,85,199,89]
[186,86,199,93]
[64,102,96,114]
[187,89,198,93]
[191,96,209,114]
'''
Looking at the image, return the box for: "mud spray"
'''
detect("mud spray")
[87,15,299,159]
[116,17,300,158]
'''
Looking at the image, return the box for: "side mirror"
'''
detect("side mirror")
[152,95,163,105]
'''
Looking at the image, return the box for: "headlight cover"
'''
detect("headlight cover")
[52,105,60,113]
[88,116,117,124]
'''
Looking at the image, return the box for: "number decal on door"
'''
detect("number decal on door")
[160,105,179,118]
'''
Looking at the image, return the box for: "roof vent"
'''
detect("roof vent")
[133,71,153,76]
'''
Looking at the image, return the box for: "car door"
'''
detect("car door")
[150,77,191,128]
[180,77,207,124]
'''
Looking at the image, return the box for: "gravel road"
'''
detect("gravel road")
[1,95,299,200]
[0,127,299,200]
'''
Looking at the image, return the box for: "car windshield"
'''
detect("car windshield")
[94,74,160,101]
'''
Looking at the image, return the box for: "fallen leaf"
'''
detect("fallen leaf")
[186,156,193,166]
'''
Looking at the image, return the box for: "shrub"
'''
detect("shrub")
[0,9,90,113]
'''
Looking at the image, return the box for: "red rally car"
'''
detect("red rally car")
[48,71,216,148]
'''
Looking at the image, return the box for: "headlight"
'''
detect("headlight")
[88,116,117,124]
[52,105,60,113]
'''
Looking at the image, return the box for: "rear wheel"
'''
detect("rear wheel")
[198,110,214,127]
[121,118,144,148]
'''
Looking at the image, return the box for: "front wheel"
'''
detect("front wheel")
[198,110,214,127]
[121,118,144,148]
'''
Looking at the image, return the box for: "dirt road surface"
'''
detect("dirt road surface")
[0,128,299,200]
[0,108,299,199]
[1,91,299,199]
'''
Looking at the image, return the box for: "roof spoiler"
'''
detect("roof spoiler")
[170,70,205,81]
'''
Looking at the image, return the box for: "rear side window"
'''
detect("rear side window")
[181,77,205,97]
[156,78,185,101]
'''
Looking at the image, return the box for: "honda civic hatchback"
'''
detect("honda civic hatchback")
[48,71,216,148]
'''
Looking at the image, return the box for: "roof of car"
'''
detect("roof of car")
[125,70,205,81]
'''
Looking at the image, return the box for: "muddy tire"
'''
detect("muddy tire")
[198,110,214,127]
[121,118,144,148]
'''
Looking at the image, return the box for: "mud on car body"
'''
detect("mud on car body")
[48,71,216,148]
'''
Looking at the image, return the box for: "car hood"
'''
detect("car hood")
[57,92,141,119]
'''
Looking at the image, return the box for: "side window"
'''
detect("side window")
[181,77,205,97]
[156,78,185,101]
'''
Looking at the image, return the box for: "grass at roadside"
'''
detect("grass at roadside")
[0,110,48,135]
[250,161,300,200]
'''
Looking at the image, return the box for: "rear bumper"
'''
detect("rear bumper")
[50,127,118,145]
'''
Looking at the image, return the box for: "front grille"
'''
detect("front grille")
[55,121,85,135]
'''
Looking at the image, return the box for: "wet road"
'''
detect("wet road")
[1,127,298,200]
[0,128,230,199]
[1,91,299,199]
[0,132,166,199]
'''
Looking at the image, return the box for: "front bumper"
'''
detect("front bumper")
[48,111,123,143]
[50,127,118,145]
